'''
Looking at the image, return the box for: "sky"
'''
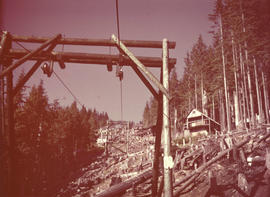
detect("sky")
[2,0,215,123]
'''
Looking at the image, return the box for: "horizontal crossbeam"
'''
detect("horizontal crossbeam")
[10,35,176,49]
[6,49,176,68]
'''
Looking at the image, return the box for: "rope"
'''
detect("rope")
[53,71,83,107]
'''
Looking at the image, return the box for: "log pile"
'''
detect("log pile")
[55,127,270,197]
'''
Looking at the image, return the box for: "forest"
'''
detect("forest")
[143,0,270,132]
[0,76,109,195]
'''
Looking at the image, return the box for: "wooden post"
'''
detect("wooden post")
[0,31,10,141]
[11,35,176,49]
[95,169,152,197]
[152,73,163,197]
[162,38,172,197]
[6,69,17,196]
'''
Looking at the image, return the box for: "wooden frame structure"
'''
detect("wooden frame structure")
[0,31,176,197]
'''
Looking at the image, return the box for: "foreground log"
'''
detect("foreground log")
[174,130,270,196]
[173,136,251,196]
[95,169,152,197]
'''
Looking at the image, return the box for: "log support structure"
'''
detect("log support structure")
[0,31,176,196]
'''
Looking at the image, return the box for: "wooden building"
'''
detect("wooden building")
[184,109,221,136]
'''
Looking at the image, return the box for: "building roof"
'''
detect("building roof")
[186,108,220,126]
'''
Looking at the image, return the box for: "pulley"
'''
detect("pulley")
[41,60,53,77]
[116,66,123,81]
[116,53,124,81]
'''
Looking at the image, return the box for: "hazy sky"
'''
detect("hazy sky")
[2,0,214,122]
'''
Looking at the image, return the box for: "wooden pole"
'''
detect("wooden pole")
[163,38,173,197]
[6,68,17,196]
[95,169,152,197]
[173,136,251,196]
[7,49,176,68]
[11,35,176,49]
[0,31,9,142]
[152,70,163,197]
[130,63,159,99]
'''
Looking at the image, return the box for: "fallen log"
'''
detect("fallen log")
[174,131,270,196]
[109,143,126,154]
[95,169,152,197]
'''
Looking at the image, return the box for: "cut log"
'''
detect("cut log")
[95,169,152,197]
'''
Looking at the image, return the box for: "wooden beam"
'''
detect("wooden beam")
[95,169,152,197]
[173,136,251,196]
[162,38,173,197]
[131,63,159,99]
[10,34,176,49]
[152,73,163,197]
[6,49,176,68]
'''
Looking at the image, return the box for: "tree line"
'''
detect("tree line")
[143,0,270,132]
[1,77,109,196]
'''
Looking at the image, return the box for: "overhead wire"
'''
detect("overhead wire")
[115,0,123,123]
[14,41,31,52]
[53,71,83,107]
[52,34,84,108]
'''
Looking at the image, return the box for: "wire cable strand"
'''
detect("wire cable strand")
[116,0,121,44]
[14,41,31,52]
[115,0,124,123]
[53,71,83,107]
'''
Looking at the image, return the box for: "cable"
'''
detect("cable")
[120,79,123,122]
[52,35,84,108]
[53,71,83,107]
[116,0,121,44]
[14,41,31,52]
[115,0,124,123]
